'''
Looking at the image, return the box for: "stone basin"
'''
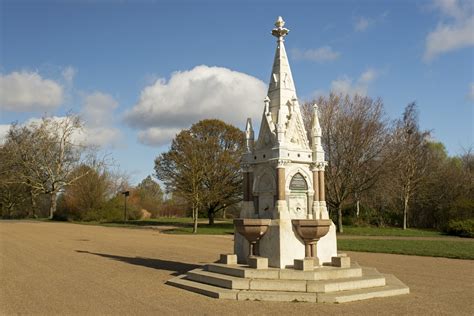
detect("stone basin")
[292,219,332,259]
[234,219,271,257]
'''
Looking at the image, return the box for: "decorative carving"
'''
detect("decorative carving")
[241,163,251,171]
[289,195,307,219]
[270,159,291,168]
[316,161,328,171]
[271,16,289,39]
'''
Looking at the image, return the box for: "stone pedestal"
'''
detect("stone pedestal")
[219,254,237,265]
[332,256,351,268]
[294,258,316,271]
[248,256,268,269]
[235,220,337,268]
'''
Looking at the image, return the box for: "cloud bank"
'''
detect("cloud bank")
[424,0,474,61]
[331,68,378,96]
[125,65,267,146]
[291,46,341,63]
[0,71,63,112]
[81,92,122,147]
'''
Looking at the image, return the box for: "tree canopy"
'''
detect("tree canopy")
[154,119,244,229]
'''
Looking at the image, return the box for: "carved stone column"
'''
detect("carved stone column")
[243,172,249,201]
[313,169,319,202]
[318,170,325,202]
[317,162,329,219]
[241,164,255,217]
[273,160,289,219]
[248,171,254,201]
[311,165,319,219]
[276,167,285,201]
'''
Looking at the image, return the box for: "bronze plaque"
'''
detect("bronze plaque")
[290,173,307,190]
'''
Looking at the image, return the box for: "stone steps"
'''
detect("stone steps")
[167,275,238,300]
[317,274,410,303]
[206,262,362,280]
[186,269,250,290]
[187,266,385,293]
[167,272,409,303]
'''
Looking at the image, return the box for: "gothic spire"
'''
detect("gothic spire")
[267,16,297,125]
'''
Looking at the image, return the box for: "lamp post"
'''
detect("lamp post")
[122,191,130,222]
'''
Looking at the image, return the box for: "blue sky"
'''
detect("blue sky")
[1,0,473,185]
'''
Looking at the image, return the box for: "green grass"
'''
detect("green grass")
[339,226,444,237]
[71,217,235,234]
[338,239,474,260]
[165,222,235,235]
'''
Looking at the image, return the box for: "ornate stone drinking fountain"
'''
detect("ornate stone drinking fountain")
[168,16,409,303]
[292,219,331,269]
[233,219,271,268]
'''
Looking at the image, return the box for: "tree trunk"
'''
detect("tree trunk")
[403,194,409,230]
[337,204,343,233]
[355,193,360,218]
[29,189,37,218]
[192,205,198,234]
[49,191,57,219]
[208,209,215,225]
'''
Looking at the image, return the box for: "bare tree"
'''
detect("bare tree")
[389,103,430,230]
[3,114,93,219]
[303,93,391,232]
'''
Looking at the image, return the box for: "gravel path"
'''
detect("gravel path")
[1,221,473,315]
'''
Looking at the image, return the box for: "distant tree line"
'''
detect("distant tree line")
[0,114,174,221]
[1,94,472,237]
[302,93,473,234]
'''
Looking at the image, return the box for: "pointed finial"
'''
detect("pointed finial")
[275,16,285,28]
[245,118,254,152]
[245,118,253,132]
[272,16,289,39]
[311,103,322,138]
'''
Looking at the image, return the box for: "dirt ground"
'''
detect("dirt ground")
[1,221,473,315]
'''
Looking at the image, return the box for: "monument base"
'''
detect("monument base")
[234,220,337,268]
[167,256,409,303]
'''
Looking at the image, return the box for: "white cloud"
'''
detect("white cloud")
[125,65,267,146]
[291,46,341,63]
[354,17,371,31]
[0,71,63,112]
[62,66,76,84]
[0,124,10,145]
[424,0,474,61]
[468,83,474,101]
[433,0,467,20]
[81,92,121,147]
[359,68,377,83]
[138,127,181,146]
[1,114,119,149]
[330,68,378,96]
[0,92,122,147]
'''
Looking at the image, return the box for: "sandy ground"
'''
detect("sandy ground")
[1,221,473,316]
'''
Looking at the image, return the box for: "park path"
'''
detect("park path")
[1,221,473,315]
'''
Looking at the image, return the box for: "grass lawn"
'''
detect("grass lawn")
[165,222,234,235]
[8,218,472,259]
[339,226,444,237]
[338,239,474,260]
[72,217,235,234]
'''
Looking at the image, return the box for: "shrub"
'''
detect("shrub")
[445,219,474,238]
